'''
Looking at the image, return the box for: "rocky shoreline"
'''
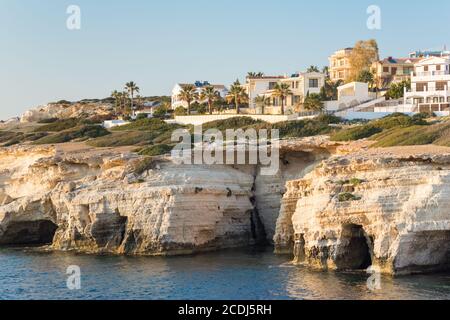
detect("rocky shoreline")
[1,139,450,275]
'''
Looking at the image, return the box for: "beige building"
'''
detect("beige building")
[371,57,420,89]
[329,48,353,82]
[264,72,325,109]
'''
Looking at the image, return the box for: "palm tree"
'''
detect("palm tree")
[307,66,320,73]
[200,85,219,115]
[303,93,324,112]
[178,84,198,115]
[125,81,140,116]
[111,90,120,116]
[226,80,248,114]
[272,83,292,115]
[247,72,265,79]
[254,95,271,115]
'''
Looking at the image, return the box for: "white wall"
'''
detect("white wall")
[173,114,298,125]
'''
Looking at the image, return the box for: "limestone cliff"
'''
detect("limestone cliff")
[20,102,114,123]
[0,138,337,254]
[275,149,450,275]
[0,146,256,254]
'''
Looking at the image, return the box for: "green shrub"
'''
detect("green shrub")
[35,118,80,132]
[88,131,157,147]
[37,118,59,124]
[331,125,382,141]
[338,193,361,202]
[202,117,264,132]
[34,125,110,145]
[111,118,176,132]
[133,157,159,175]
[138,144,173,156]
[349,178,364,186]
[174,106,187,116]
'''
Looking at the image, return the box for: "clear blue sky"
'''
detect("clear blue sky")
[1,0,449,119]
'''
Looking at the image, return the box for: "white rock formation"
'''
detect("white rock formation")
[275,152,450,275]
[0,146,257,254]
[20,102,114,123]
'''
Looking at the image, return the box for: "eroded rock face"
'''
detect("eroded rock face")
[20,102,114,123]
[0,146,259,254]
[0,137,340,255]
[275,152,450,275]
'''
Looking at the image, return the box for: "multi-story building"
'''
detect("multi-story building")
[262,72,325,109]
[371,57,420,88]
[171,81,228,109]
[243,76,286,109]
[409,49,450,59]
[404,56,450,112]
[329,48,353,82]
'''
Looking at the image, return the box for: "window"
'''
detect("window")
[391,67,397,75]
[383,67,390,73]
[268,82,277,90]
[403,67,413,75]
[436,82,447,91]
[416,83,427,92]
[309,79,319,88]
[424,66,429,72]
[436,65,441,71]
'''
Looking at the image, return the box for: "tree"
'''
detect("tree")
[125,81,140,116]
[135,95,143,109]
[303,93,325,112]
[178,84,198,115]
[320,79,343,101]
[254,95,271,115]
[272,83,292,115]
[153,105,169,118]
[385,80,411,100]
[174,106,187,116]
[356,70,375,89]
[200,85,220,114]
[247,72,265,78]
[226,80,248,114]
[111,90,120,116]
[349,39,379,82]
[307,65,320,73]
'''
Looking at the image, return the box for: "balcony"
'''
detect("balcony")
[413,70,450,77]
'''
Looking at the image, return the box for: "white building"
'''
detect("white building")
[243,76,286,109]
[325,82,379,112]
[404,56,450,113]
[245,72,325,113]
[171,81,228,109]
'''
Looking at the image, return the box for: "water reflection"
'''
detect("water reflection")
[0,247,449,300]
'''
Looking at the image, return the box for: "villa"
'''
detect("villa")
[403,56,450,113]
[371,57,419,89]
[243,76,286,110]
[328,48,353,82]
[171,81,228,109]
[245,72,325,113]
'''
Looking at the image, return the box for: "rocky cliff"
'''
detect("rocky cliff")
[0,138,335,255]
[20,102,114,123]
[274,148,450,275]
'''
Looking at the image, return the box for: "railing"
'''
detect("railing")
[409,87,448,93]
[413,70,450,77]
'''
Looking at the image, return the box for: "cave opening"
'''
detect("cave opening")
[0,220,58,246]
[337,224,373,270]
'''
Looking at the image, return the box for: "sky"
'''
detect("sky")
[1,0,449,120]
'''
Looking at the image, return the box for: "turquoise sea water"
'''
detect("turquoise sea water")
[1,247,450,300]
